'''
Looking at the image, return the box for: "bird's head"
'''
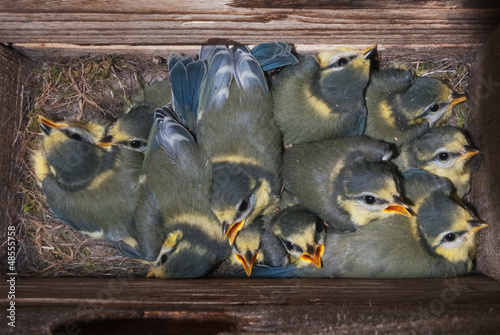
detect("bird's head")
[398,76,467,127]
[339,160,411,226]
[211,165,273,245]
[36,115,110,188]
[417,191,487,264]
[272,206,326,268]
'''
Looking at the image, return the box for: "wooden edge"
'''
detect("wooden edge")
[469,23,500,281]
[0,45,35,276]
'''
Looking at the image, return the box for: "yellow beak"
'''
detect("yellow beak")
[457,147,480,163]
[146,266,157,278]
[362,45,377,59]
[299,244,324,268]
[235,252,259,277]
[223,220,246,246]
[383,196,412,218]
[38,115,69,134]
[449,95,467,107]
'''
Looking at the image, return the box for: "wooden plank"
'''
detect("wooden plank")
[0,46,35,276]
[3,276,500,334]
[0,1,499,46]
[469,24,500,282]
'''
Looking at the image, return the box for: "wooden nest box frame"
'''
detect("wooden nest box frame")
[1,1,500,333]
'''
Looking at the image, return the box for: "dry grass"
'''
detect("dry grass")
[16,48,473,278]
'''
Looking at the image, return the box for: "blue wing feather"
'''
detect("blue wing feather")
[251,42,299,72]
[199,46,233,112]
[153,105,195,159]
[231,45,268,93]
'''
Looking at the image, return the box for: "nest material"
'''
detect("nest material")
[16,48,472,278]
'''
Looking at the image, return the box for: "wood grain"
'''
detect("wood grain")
[3,276,500,334]
[0,1,499,48]
[0,46,34,276]
[469,24,500,282]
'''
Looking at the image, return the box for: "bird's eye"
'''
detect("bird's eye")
[363,195,376,205]
[160,254,168,264]
[438,152,450,161]
[444,233,456,242]
[284,240,294,251]
[238,198,249,213]
[130,140,143,149]
[315,221,324,233]
[69,133,83,141]
[337,58,349,67]
[429,104,440,112]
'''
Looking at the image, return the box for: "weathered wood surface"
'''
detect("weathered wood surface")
[470,24,500,282]
[0,0,499,51]
[2,276,500,334]
[0,46,35,277]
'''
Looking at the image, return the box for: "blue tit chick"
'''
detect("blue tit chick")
[393,126,480,198]
[365,68,467,147]
[230,217,264,277]
[283,135,411,232]
[260,205,326,269]
[135,106,230,279]
[271,45,377,145]
[197,45,283,246]
[31,112,150,259]
[249,169,487,279]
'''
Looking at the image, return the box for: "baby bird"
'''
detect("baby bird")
[365,68,467,147]
[393,126,480,198]
[260,205,326,269]
[135,106,230,278]
[271,45,377,145]
[231,217,264,277]
[31,109,153,259]
[283,135,410,232]
[197,45,283,245]
[249,170,487,279]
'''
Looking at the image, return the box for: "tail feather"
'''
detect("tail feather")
[168,55,206,131]
[231,45,268,93]
[199,46,234,112]
[251,42,299,72]
[153,104,195,159]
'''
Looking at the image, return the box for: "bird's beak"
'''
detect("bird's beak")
[362,45,377,59]
[235,252,259,277]
[383,196,412,218]
[38,115,69,135]
[450,94,467,107]
[97,135,115,148]
[300,244,324,268]
[465,220,488,241]
[223,220,246,246]
[457,146,480,163]
[146,266,157,278]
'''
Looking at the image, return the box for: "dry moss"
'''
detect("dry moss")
[17,48,473,278]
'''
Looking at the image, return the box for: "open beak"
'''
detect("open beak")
[449,94,467,107]
[146,266,157,278]
[300,244,324,268]
[223,220,246,246]
[38,115,69,135]
[383,196,412,218]
[362,45,377,59]
[465,220,488,241]
[457,146,480,163]
[235,252,259,277]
